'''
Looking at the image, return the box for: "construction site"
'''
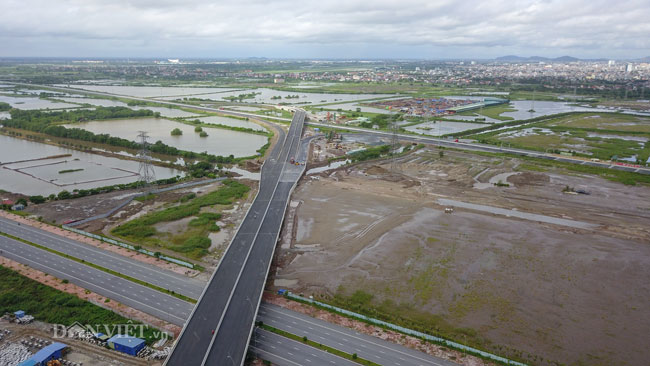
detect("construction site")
[272,141,650,366]
[0,318,166,366]
[366,97,509,117]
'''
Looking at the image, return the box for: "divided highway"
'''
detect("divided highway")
[0,233,193,325]
[257,304,456,366]
[1,226,457,366]
[165,110,307,366]
[0,217,204,299]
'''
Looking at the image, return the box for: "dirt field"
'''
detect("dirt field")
[274,147,650,366]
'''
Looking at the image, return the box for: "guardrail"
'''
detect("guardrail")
[62,225,196,269]
[286,293,527,366]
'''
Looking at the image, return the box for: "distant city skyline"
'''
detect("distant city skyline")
[1,0,649,59]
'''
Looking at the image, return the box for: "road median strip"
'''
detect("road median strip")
[0,231,197,304]
[257,322,381,366]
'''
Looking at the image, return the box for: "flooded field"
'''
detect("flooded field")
[55,84,240,98]
[0,135,182,195]
[163,88,397,106]
[404,121,485,136]
[64,118,267,157]
[194,115,267,131]
[0,95,81,110]
[502,100,611,119]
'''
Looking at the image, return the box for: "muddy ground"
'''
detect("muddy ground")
[273,147,650,366]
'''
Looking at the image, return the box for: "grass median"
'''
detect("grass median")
[0,231,197,304]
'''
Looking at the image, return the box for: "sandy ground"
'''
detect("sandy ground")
[264,293,494,366]
[0,256,181,338]
[273,148,650,366]
[0,210,199,278]
[0,319,160,366]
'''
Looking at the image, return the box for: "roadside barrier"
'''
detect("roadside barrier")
[286,292,527,366]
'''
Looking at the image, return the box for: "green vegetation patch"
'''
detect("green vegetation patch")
[348,145,391,162]
[111,180,248,258]
[458,104,516,121]
[0,265,163,345]
[58,168,84,174]
[470,112,650,163]
[134,193,155,202]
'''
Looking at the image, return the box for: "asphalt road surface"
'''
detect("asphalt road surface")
[0,234,193,325]
[257,304,457,366]
[250,328,359,366]
[165,110,306,366]
[0,217,204,299]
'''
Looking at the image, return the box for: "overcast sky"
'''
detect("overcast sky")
[2,0,649,59]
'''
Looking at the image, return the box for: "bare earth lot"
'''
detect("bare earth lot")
[274,148,650,366]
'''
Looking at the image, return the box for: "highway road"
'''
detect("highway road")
[0,217,204,299]
[0,233,193,325]
[307,122,650,175]
[257,303,456,366]
[0,217,460,366]
[251,328,359,366]
[165,110,306,366]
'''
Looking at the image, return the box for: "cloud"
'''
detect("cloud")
[1,0,649,58]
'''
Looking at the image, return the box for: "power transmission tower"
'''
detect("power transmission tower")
[137,131,156,189]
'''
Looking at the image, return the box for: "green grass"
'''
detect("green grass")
[547,113,650,132]
[470,113,650,163]
[288,291,528,366]
[134,193,155,202]
[0,265,164,345]
[0,231,196,304]
[259,323,381,366]
[58,168,84,174]
[111,180,248,258]
[458,104,516,121]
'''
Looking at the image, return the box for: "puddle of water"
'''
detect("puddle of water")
[306,160,350,175]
